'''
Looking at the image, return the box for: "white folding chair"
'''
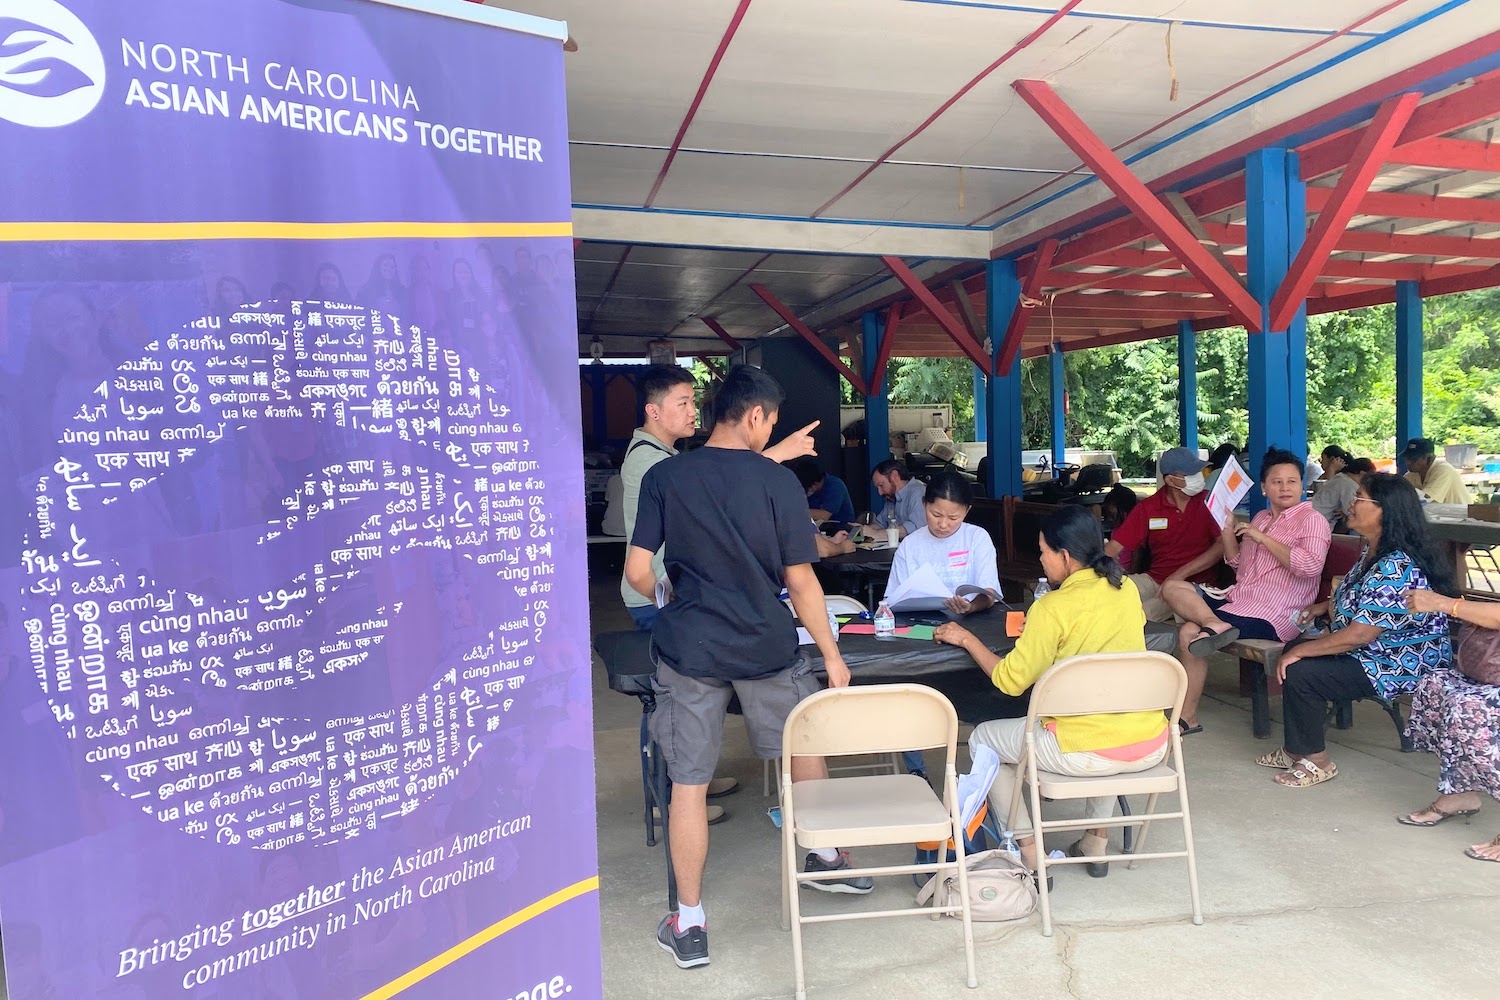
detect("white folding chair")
[1007,651,1204,936]
[764,595,897,795]
[780,684,977,1000]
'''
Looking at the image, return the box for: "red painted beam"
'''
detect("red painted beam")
[1312,185,1500,226]
[644,0,754,208]
[810,0,1085,218]
[1389,137,1500,173]
[1058,247,1497,281]
[748,284,867,394]
[1015,79,1263,331]
[880,256,993,374]
[996,41,1500,266]
[968,0,1412,227]
[1300,72,1500,183]
[1272,89,1410,328]
[870,302,903,395]
[1201,223,1500,263]
[700,316,742,351]
[996,237,1058,375]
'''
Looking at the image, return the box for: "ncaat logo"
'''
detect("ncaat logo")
[0,0,105,127]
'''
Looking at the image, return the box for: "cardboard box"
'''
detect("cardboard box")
[1468,504,1500,522]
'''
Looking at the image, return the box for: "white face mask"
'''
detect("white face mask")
[1180,472,1206,496]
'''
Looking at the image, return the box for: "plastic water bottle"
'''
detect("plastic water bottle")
[1298,612,1324,636]
[998,827,1021,862]
[827,609,841,642]
[1034,577,1052,601]
[874,601,896,638]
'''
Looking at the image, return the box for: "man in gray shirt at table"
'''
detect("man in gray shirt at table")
[866,458,925,539]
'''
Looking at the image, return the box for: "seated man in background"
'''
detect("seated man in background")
[866,458,925,540]
[793,459,857,525]
[1104,447,1224,621]
[1402,437,1472,505]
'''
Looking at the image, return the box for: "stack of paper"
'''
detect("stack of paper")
[882,565,989,612]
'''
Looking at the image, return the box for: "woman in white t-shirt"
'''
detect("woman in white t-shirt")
[885,471,1000,615]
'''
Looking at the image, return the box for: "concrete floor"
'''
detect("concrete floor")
[588,582,1500,1000]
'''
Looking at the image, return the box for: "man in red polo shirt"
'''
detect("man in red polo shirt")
[1105,447,1225,621]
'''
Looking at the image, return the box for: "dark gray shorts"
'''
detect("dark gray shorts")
[648,653,820,786]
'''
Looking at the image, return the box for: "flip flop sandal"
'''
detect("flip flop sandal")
[1273,758,1338,788]
[1255,748,1295,769]
[1178,719,1204,736]
[1187,625,1241,657]
[1396,800,1479,827]
[1464,835,1500,863]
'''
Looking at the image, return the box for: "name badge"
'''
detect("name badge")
[1148,517,1170,530]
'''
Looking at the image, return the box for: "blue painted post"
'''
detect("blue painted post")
[1049,344,1066,468]
[1395,280,1423,471]
[862,310,890,476]
[1177,320,1198,452]
[972,367,988,442]
[984,260,1024,498]
[1245,147,1308,509]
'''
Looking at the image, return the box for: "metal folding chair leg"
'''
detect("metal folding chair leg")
[646,734,678,910]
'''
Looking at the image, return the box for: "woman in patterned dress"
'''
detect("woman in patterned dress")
[1253,474,1455,787]
[1397,590,1500,862]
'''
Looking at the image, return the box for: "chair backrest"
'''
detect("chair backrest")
[783,684,958,758]
[1319,534,1363,601]
[824,594,869,616]
[1026,652,1187,721]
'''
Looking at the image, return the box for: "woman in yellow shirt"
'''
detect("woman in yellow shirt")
[935,506,1168,879]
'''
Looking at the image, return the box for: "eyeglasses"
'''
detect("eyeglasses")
[1350,495,1381,506]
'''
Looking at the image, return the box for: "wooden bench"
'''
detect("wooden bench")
[1220,534,1414,750]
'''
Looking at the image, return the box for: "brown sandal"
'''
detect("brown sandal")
[1396,800,1479,827]
[1464,835,1500,863]
[1255,748,1295,769]
[1272,758,1338,787]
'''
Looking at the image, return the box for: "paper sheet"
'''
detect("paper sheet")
[883,564,953,612]
[957,744,1001,833]
[1206,454,1252,526]
[837,624,935,640]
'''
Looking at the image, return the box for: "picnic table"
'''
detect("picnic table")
[1425,515,1500,595]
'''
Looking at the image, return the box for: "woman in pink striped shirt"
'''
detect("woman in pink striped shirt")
[1161,448,1333,734]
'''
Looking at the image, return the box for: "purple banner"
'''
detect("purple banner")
[0,3,599,999]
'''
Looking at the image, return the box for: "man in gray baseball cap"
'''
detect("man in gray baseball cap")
[1104,447,1226,621]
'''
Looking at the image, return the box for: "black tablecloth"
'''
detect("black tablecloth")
[595,608,1179,695]
[819,547,897,572]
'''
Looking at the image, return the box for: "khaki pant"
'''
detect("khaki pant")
[968,718,1168,838]
[1129,573,1176,623]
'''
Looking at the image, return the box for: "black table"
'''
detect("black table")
[593,611,1177,908]
[817,546,897,608]
[596,608,1178,691]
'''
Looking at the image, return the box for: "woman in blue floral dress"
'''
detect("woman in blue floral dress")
[1252,474,1455,788]
[1398,589,1500,863]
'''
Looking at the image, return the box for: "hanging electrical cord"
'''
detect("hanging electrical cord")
[1166,21,1181,102]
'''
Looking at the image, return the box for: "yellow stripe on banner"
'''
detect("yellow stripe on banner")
[360,876,600,1000]
[0,221,573,242]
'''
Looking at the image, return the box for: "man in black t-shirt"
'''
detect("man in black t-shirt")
[627,365,869,971]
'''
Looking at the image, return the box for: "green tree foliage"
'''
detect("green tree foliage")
[876,289,1500,477]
